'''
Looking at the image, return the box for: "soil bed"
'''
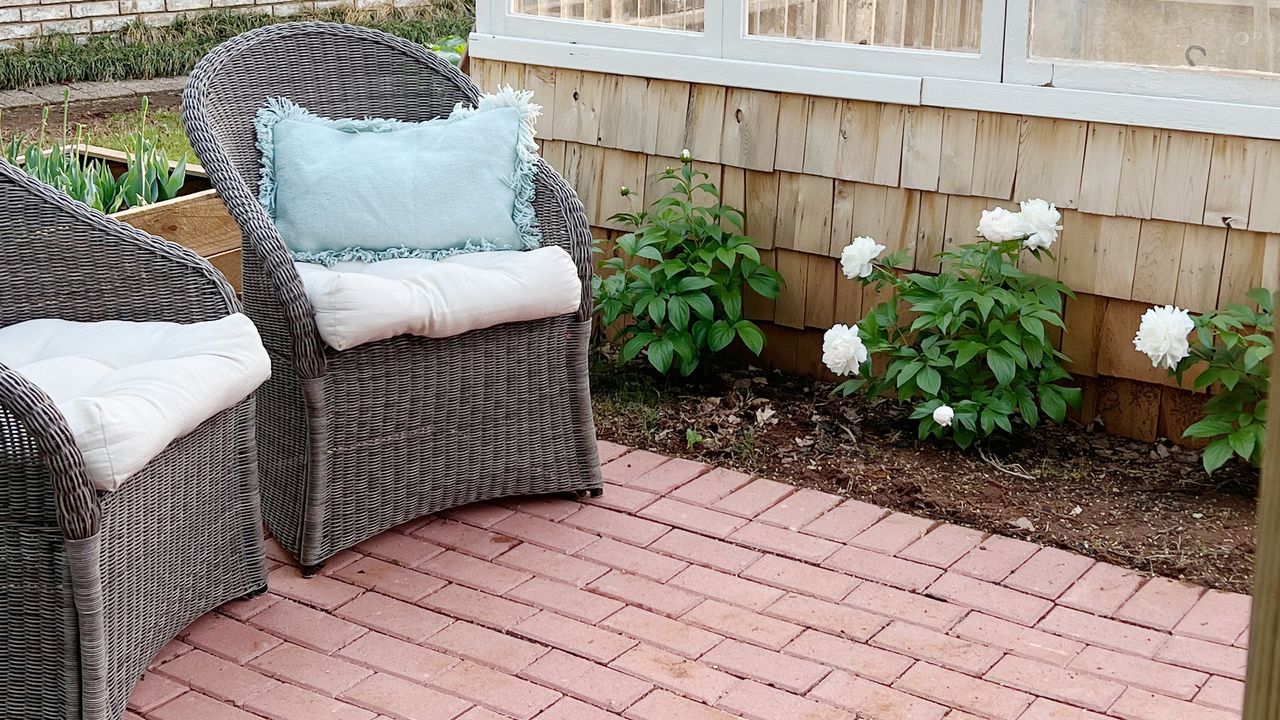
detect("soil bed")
[591,360,1258,593]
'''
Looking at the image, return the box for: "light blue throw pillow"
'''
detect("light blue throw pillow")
[254,89,542,266]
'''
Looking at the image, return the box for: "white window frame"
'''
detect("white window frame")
[472,0,1280,140]
[1002,0,1280,108]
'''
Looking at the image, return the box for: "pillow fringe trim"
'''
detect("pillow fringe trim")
[290,238,506,267]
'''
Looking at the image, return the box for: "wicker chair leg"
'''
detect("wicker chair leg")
[238,584,270,600]
[301,562,325,578]
[577,488,604,499]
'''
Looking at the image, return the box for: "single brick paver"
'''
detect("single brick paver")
[1038,606,1168,658]
[1003,547,1095,600]
[802,500,889,542]
[756,488,843,529]
[128,445,1250,720]
[951,612,1084,667]
[669,467,755,506]
[1067,645,1208,700]
[700,638,830,693]
[928,572,1054,626]
[1057,562,1145,616]
[852,512,936,554]
[1174,590,1252,645]
[1156,636,1248,680]
[181,612,281,664]
[823,545,943,592]
[950,535,1039,582]
[784,628,913,684]
[720,679,858,720]
[741,554,859,601]
[649,528,763,573]
[249,642,373,696]
[578,536,689,582]
[334,557,448,602]
[513,610,637,663]
[600,606,725,658]
[494,542,610,587]
[509,576,628,624]
[424,620,549,673]
[418,583,539,630]
[1115,577,1205,631]
[764,592,887,642]
[521,650,652,712]
[871,620,1002,676]
[611,644,739,703]
[670,564,786,610]
[682,599,805,650]
[843,581,967,632]
[626,689,744,720]
[897,524,987,569]
[433,661,561,719]
[712,478,796,518]
[1110,687,1240,720]
[341,672,472,720]
[809,671,946,720]
[895,663,1033,720]
[983,654,1125,712]
[1196,676,1245,713]
[244,682,377,720]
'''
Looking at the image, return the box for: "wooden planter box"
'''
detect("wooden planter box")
[78,145,243,293]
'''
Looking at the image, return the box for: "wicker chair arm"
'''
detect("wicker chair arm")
[0,363,100,540]
[534,160,596,322]
[181,73,328,380]
[0,160,241,327]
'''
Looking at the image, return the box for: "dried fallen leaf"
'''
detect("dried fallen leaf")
[1008,517,1036,531]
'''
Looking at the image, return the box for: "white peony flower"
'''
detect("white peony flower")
[932,405,955,427]
[1134,305,1195,370]
[680,148,692,161]
[840,236,887,279]
[1019,198,1062,250]
[977,207,1032,242]
[822,324,868,377]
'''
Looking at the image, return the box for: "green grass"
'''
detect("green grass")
[82,107,192,157]
[0,1,475,90]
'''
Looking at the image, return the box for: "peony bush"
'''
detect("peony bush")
[824,199,1081,447]
[1134,290,1274,473]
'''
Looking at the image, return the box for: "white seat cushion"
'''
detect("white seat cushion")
[0,313,271,492]
[295,245,582,351]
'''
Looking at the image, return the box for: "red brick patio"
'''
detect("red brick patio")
[127,442,1250,720]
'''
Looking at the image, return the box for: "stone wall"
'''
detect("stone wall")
[0,0,418,49]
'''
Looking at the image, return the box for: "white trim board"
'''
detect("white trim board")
[469,34,1280,141]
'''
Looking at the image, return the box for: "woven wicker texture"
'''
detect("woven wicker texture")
[0,160,269,720]
[181,22,602,569]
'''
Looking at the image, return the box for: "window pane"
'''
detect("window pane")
[1031,0,1279,75]
[512,0,705,30]
[746,0,983,52]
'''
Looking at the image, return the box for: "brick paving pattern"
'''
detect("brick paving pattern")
[129,443,1249,720]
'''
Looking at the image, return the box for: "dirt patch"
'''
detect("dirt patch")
[592,360,1257,593]
[2,91,180,139]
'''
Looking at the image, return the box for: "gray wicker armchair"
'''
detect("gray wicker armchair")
[0,160,268,720]
[182,22,603,574]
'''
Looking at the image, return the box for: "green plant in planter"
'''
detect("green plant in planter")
[1,95,185,212]
[826,201,1081,447]
[594,151,783,375]
[117,97,188,207]
[1134,289,1275,473]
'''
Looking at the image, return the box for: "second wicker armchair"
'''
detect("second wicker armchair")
[182,22,603,574]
